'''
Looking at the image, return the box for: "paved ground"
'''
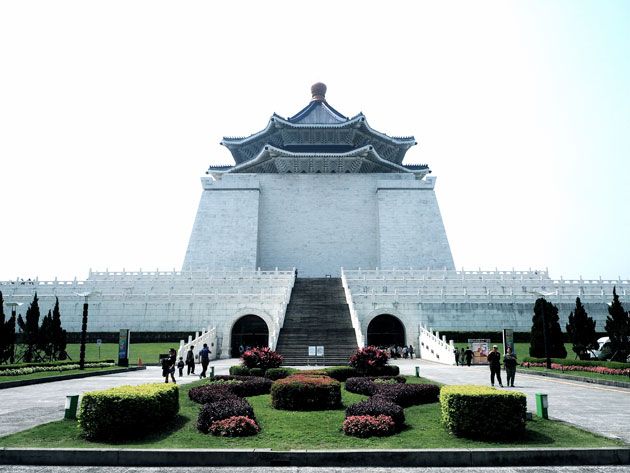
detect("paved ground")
[391,358,630,443]
[1,466,629,472]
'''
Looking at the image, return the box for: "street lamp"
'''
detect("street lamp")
[4,302,22,364]
[74,291,101,370]
[529,290,555,369]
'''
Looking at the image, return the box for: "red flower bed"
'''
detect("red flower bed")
[343,415,396,438]
[209,415,259,437]
[522,362,630,376]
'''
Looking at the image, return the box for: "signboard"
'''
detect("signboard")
[502,329,515,355]
[308,346,316,356]
[316,346,324,357]
[468,338,491,365]
[118,329,130,367]
[96,339,102,346]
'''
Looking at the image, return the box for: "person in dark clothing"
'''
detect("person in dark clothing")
[464,347,473,366]
[454,348,460,366]
[408,345,414,359]
[177,357,185,377]
[199,343,211,379]
[487,345,503,387]
[162,348,177,383]
[503,346,517,387]
[186,345,195,375]
[460,347,465,366]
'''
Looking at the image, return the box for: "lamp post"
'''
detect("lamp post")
[530,290,555,369]
[74,291,101,370]
[4,302,22,364]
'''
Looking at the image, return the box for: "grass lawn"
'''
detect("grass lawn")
[0,376,622,450]
[0,366,129,384]
[520,365,630,384]
[63,342,181,365]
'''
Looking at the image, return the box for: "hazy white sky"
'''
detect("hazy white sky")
[0,1,628,281]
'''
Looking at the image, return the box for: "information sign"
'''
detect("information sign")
[118,329,130,367]
[316,346,324,357]
[308,346,316,356]
[468,338,491,365]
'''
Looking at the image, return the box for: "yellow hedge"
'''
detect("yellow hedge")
[440,385,526,439]
[79,383,179,440]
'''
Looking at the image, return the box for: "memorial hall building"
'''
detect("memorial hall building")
[2,83,628,363]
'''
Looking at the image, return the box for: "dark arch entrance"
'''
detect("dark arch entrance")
[367,314,405,347]
[230,315,269,357]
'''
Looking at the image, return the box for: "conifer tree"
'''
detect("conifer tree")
[0,291,8,363]
[38,310,54,360]
[51,297,67,360]
[605,287,630,361]
[529,297,567,358]
[566,297,598,359]
[17,293,41,362]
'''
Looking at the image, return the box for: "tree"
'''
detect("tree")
[51,297,67,360]
[605,287,630,362]
[17,293,41,362]
[529,297,567,359]
[566,297,598,360]
[38,310,54,360]
[0,291,15,364]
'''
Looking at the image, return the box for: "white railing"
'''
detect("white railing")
[341,268,366,347]
[178,326,218,362]
[418,325,456,364]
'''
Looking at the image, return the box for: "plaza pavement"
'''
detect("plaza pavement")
[391,358,630,443]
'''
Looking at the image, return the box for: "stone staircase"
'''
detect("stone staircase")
[276,278,358,366]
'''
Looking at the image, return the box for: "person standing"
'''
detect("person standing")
[177,357,185,377]
[199,343,211,379]
[503,346,517,387]
[460,347,465,366]
[408,345,414,359]
[162,348,177,384]
[464,346,473,367]
[454,348,460,366]
[186,345,196,375]
[487,345,503,387]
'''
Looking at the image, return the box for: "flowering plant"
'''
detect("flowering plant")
[348,346,390,373]
[343,414,396,437]
[522,362,630,376]
[209,415,259,437]
[241,347,283,370]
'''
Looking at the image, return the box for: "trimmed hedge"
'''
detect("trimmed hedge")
[0,359,116,371]
[373,383,440,408]
[229,366,251,376]
[189,383,239,405]
[271,374,342,410]
[345,376,406,396]
[522,357,630,370]
[197,398,256,433]
[343,415,396,438]
[265,367,298,380]
[346,397,405,430]
[79,383,179,440]
[212,375,272,397]
[440,385,526,439]
[0,362,116,377]
[367,365,400,377]
[321,366,359,382]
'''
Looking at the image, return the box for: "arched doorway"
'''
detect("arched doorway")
[367,314,405,347]
[230,314,269,357]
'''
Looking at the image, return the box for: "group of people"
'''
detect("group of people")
[382,345,414,359]
[161,343,212,383]
[454,345,518,387]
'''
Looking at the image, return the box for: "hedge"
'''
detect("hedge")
[373,383,440,408]
[271,374,342,410]
[0,362,116,377]
[346,397,405,431]
[209,415,259,437]
[197,398,256,433]
[229,366,251,376]
[321,366,359,381]
[212,375,272,396]
[189,383,239,405]
[440,385,526,439]
[343,415,396,438]
[79,383,179,440]
[265,367,298,380]
[0,360,115,372]
[345,376,406,396]
[522,357,630,370]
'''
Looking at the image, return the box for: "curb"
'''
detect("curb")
[0,366,147,390]
[521,369,630,388]
[0,447,628,467]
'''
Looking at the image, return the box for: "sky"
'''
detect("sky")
[0,1,628,281]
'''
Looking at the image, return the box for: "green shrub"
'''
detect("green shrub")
[522,357,630,370]
[229,365,251,376]
[271,374,342,410]
[265,367,298,380]
[249,367,264,377]
[369,365,400,376]
[0,359,116,371]
[322,366,358,381]
[440,385,526,439]
[79,383,179,440]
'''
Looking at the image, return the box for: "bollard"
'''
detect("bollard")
[415,366,420,377]
[64,395,79,420]
[535,393,548,419]
[210,366,215,379]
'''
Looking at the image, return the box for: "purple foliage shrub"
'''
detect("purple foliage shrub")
[343,414,396,438]
[345,397,405,430]
[197,398,256,434]
[209,415,259,437]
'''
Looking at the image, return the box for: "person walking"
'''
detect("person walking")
[177,357,185,377]
[454,348,460,366]
[503,346,517,387]
[464,346,473,367]
[199,343,211,379]
[408,345,414,359]
[487,345,503,387]
[460,347,465,366]
[186,345,196,375]
[162,348,177,384]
